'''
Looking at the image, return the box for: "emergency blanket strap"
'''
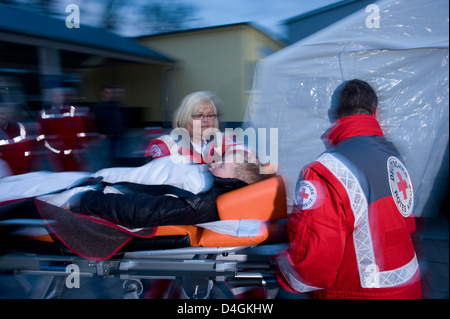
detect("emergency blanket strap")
[317,153,418,288]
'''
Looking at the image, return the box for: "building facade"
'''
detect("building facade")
[137,23,286,124]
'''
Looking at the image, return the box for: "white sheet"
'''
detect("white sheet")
[196,219,263,237]
[0,155,212,203]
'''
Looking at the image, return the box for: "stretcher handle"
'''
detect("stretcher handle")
[226,276,279,288]
[236,263,272,270]
[226,278,265,287]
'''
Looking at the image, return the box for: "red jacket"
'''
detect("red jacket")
[38,106,94,153]
[277,115,422,299]
[0,122,30,175]
[145,132,238,164]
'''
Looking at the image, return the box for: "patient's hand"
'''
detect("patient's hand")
[61,191,87,212]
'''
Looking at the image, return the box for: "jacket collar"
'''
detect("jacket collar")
[321,114,384,147]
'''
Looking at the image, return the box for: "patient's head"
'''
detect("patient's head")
[209,151,266,184]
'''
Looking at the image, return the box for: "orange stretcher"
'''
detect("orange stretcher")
[0,176,288,299]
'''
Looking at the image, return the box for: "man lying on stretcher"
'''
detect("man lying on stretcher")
[63,150,268,229]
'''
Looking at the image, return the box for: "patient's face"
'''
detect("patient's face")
[209,162,236,179]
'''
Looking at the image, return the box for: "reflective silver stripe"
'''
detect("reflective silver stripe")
[44,140,72,155]
[365,254,419,288]
[40,106,76,119]
[0,122,27,146]
[317,153,418,288]
[276,253,321,293]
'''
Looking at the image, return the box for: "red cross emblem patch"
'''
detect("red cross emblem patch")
[295,180,317,210]
[387,156,414,217]
[149,145,162,158]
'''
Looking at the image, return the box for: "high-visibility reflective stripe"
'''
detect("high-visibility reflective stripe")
[317,153,418,288]
[276,253,321,293]
[44,141,72,155]
[40,106,76,119]
[0,122,27,146]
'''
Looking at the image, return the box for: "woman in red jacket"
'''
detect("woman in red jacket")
[276,79,422,299]
[145,91,235,164]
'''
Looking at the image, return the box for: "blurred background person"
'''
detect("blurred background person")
[92,85,129,168]
[0,104,31,176]
[37,87,95,172]
[0,76,31,176]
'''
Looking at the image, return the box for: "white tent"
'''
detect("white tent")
[245,0,449,217]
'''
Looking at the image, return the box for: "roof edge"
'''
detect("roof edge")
[133,22,287,47]
[0,3,175,65]
[283,0,361,24]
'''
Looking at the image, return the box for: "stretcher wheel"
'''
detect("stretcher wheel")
[181,277,213,299]
[122,279,144,299]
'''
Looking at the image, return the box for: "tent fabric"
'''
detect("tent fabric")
[245,0,449,217]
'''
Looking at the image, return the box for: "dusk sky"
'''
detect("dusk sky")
[188,0,343,38]
[71,0,344,38]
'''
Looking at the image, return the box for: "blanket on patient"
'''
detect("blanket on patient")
[1,156,266,260]
[0,156,211,260]
[34,178,205,260]
[34,199,157,260]
[0,156,212,203]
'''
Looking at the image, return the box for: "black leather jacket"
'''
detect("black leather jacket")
[77,176,247,229]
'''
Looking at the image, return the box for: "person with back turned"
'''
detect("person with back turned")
[276,79,422,299]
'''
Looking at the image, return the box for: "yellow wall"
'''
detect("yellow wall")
[138,24,285,123]
[81,62,164,121]
[79,24,284,124]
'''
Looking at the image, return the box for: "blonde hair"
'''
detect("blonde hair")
[172,91,221,129]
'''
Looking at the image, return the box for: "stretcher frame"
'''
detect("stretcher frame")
[0,243,285,299]
[0,175,288,299]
